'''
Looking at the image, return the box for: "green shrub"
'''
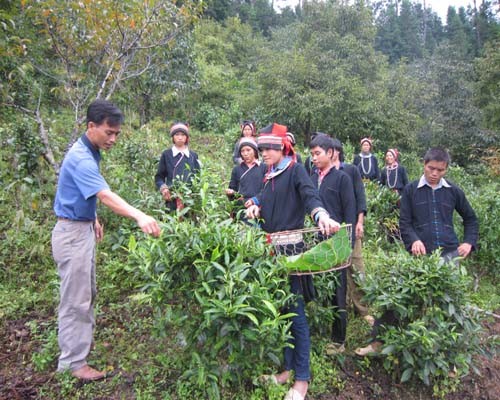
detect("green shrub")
[126,169,295,398]
[468,182,500,276]
[363,248,484,388]
[364,181,401,246]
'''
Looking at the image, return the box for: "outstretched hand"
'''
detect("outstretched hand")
[137,214,161,237]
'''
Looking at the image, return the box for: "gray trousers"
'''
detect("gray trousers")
[52,220,96,372]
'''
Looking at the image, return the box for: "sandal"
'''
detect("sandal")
[354,341,382,356]
[325,342,345,356]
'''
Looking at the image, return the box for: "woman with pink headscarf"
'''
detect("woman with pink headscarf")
[380,148,409,195]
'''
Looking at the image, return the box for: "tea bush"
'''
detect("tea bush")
[127,168,295,398]
[364,181,401,246]
[468,182,500,276]
[363,248,484,388]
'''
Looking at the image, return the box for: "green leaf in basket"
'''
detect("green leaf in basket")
[282,227,351,272]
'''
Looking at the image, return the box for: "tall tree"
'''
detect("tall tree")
[255,0,420,148]
[3,0,200,173]
[475,38,500,131]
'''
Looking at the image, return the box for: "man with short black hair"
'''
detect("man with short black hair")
[52,99,161,380]
[309,134,356,354]
[330,138,374,326]
[355,147,478,356]
[399,147,478,259]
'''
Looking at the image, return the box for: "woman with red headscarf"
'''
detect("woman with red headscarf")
[380,148,409,195]
[246,123,340,400]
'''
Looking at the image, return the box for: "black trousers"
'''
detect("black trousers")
[331,268,347,344]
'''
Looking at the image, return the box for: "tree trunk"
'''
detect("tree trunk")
[34,108,60,174]
[9,103,60,174]
[422,0,427,47]
[474,0,481,52]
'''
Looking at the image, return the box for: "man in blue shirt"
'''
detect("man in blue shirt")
[52,99,161,380]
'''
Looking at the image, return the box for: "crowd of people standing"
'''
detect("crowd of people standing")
[51,100,478,400]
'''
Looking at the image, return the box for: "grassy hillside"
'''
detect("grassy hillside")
[1,124,499,399]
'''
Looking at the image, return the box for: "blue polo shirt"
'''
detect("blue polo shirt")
[53,134,110,221]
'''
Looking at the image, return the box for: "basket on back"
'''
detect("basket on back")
[267,224,352,276]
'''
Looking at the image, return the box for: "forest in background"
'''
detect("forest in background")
[1,0,500,168]
[1,0,500,399]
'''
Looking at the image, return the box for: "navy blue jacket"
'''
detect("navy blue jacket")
[155,148,201,189]
[256,162,324,233]
[311,168,356,227]
[399,179,479,255]
[338,163,367,220]
[229,163,265,201]
[353,154,380,181]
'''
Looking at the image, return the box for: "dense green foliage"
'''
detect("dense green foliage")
[363,250,484,391]
[2,0,499,165]
[126,173,294,398]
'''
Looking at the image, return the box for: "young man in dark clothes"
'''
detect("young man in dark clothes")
[246,123,340,400]
[330,138,374,326]
[155,122,201,211]
[355,147,479,356]
[309,135,357,355]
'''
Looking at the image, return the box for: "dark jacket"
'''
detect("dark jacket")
[399,179,479,255]
[229,162,265,201]
[256,162,323,233]
[380,165,409,195]
[155,148,201,189]
[353,154,380,181]
[338,162,367,220]
[312,167,356,245]
[311,168,356,228]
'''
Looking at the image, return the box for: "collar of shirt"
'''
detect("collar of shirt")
[81,134,101,163]
[266,156,292,180]
[318,165,334,183]
[241,160,261,167]
[172,146,190,158]
[274,156,291,171]
[417,175,451,190]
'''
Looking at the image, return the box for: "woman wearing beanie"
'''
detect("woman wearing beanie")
[155,122,201,211]
[246,123,340,400]
[380,148,409,195]
[353,137,380,181]
[232,120,256,165]
[226,137,265,217]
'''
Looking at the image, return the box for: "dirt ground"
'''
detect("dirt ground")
[1,313,499,400]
